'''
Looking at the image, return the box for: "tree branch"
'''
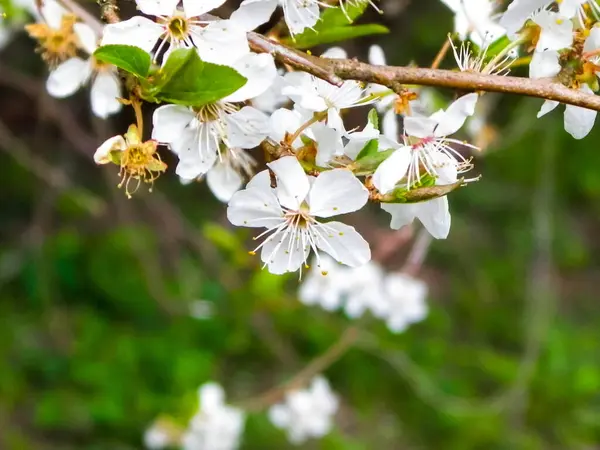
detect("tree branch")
[248,33,600,111]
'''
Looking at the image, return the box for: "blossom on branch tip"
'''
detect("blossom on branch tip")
[372,93,478,195]
[268,376,339,444]
[440,0,506,46]
[100,0,249,65]
[227,157,371,275]
[181,383,245,450]
[95,125,166,198]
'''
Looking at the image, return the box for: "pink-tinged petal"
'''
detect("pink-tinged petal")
[222,53,277,102]
[206,161,244,202]
[315,221,371,267]
[135,0,178,16]
[230,0,278,31]
[227,187,283,228]
[372,146,412,194]
[260,231,309,274]
[225,106,270,148]
[100,17,163,54]
[267,156,310,209]
[434,93,478,137]
[403,116,437,138]
[183,0,227,18]
[537,100,559,118]
[46,57,91,98]
[309,169,368,217]
[151,105,195,144]
[94,135,126,164]
[415,196,451,239]
[73,22,98,54]
[91,71,121,119]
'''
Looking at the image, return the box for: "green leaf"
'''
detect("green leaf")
[151,49,247,106]
[287,2,387,49]
[354,147,395,174]
[355,139,379,161]
[288,24,389,50]
[93,45,151,78]
[368,108,379,130]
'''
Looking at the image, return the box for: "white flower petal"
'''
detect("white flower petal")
[223,53,277,102]
[381,202,419,230]
[135,0,178,16]
[90,71,122,119]
[584,26,600,52]
[152,105,195,144]
[190,20,250,65]
[308,169,368,217]
[532,10,573,52]
[40,0,68,30]
[230,0,278,31]
[100,17,163,54]
[403,116,437,138]
[537,99,559,118]
[434,93,478,137]
[46,58,91,98]
[321,47,347,59]
[173,124,219,177]
[313,122,344,166]
[246,169,272,191]
[564,103,596,140]
[268,108,303,145]
[382,108,399,141]
[183,0,227,17]
[227,187,283,227]
[372,146,412,194]
[207,161,244,202]
[500,0,550,37]
[269,404,292,428]
[260,231,308,274]
[73,23,98,55]
[415,196,451,239]
[529,50,561,79]
[199,382,225,411]
[316,221,371,267]
[283,0,320,35]
[225,106,270,148]
[94,135,125,164]
[267,156,310,210]
[368,44,386,65]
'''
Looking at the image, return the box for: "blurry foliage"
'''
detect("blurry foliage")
[1,0,600,449]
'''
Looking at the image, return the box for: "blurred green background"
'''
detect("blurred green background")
[1,0,600,448]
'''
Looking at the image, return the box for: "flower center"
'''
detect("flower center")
[194,102,238,123]
[116,142,167,198]
[167,16,189,40]
[25,14,80,67]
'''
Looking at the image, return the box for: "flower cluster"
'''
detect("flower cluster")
[268,376,339,444]
[300,255,428,333]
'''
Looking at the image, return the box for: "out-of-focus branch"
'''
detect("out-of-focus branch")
[240,326,359,411]
[248,33,600,111]
[98,0,120,24]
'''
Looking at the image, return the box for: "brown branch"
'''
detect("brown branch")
[248,33,600,111]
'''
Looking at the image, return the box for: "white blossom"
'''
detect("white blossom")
[204,147,257,202]
[382,273,428,332]
[372,93,478,195]
[227,156,371,275]
[268,376,339,444]
[152,53,275,179]
[232,0,322,36]
[282,63,372,132]
[101,0,250,65]
[439,0,506,46]
[181,383,245,450]
[46,21,122,119]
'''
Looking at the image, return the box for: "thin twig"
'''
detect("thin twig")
[240,326,359,411]
[248,33,600,111]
